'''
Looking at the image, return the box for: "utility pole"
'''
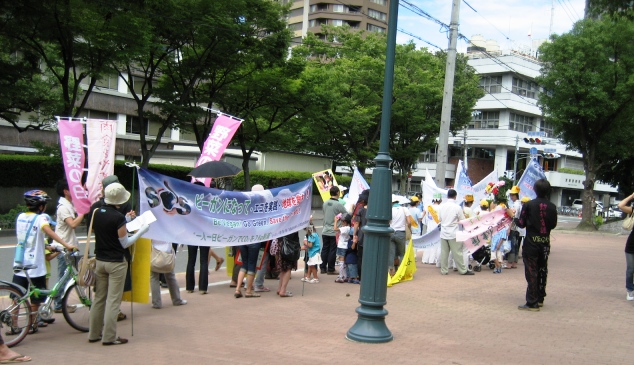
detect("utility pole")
[435,0,460,187]
[549,0,555,36]
[463,128,468,170]
[513,135,519,184]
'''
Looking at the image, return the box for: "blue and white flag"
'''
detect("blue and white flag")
[138,168,312,247]
[454,160,474,202]
[517,157,546,200]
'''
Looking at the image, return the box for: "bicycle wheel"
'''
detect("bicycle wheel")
[0,285,31,347]
[62,283,92,332]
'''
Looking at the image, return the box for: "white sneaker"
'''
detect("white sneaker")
[627,291,634,301]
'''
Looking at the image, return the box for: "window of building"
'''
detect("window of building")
[368,9,387,21]
[512,77,537,99]
[333,4,344,12]
[367,23,386,33]
[94,74,119,90]
[370,0,387,5]
[288,22,302,31]
[348,6,361,13]
[469,110,499,129]
[288,7,303,17]
[509,113,534,133]
[479,75,502,94]
[419,148,437,163]
[539,119,554,138]
[78,110,118,120]
[331,19,344,26]
[309,4,328,12]
[126,115,149,135]
[474,147,495,159]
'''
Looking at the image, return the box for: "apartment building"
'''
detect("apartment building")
[285,0,390,44]
[443,36,617,207]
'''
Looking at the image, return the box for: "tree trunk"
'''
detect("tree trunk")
[577,152,598,230]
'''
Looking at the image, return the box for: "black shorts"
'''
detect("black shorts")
[12,274,47,304]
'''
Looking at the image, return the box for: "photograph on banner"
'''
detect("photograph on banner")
[138,168,312,247]
[312,169,337,202]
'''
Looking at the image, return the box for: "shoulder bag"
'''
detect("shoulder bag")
[281,236,300,262]
[623,212,634,231]
[151,246,176,273]
[78,208,99,287]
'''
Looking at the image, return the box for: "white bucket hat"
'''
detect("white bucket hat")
[251,184,264,191]
[104,183,131,205]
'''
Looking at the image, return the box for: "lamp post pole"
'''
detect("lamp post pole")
[345,0,399,344]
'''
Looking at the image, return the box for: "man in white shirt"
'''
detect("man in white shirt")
[389,195,414,277]
[438,189,474,275]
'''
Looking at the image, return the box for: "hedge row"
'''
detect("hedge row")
[0,155,352,193]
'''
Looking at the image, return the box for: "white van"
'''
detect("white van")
[571,199,583,210]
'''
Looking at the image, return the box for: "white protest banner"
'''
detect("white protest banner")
[411,225,441,250]
[85,120,117,204]
[139,168,312,246]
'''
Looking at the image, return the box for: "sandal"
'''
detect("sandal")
[234,291,243,298]
[215,258,224,272]
[244,292,261,298]
[0,354,32,363]
[253,286,270,292]
[279,291,293,297]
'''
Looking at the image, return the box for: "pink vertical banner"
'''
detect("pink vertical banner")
[85,120,117,204]
[58,119,91,214]
[192,115,242,186]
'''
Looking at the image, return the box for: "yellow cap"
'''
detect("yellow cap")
[410,196,420,202]
[479,199,489,207]
[521,196,530,203]
[510,186,521,195]
[465,194,474,202]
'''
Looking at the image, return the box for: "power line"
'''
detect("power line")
[556,0,577,23]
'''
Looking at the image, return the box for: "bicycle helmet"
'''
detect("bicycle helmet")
[24,190,51,206]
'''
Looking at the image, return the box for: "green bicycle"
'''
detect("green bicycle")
[0,249,93,347]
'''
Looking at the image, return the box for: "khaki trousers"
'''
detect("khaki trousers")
[88,260,127,343]
[440,238,468,274]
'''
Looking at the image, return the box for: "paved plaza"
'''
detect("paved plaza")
[7,229,633,365]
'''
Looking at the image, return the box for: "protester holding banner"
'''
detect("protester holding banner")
[89,183,149,345]
[273,231,301,297]
[53,179,84,313]
[352,189,369,280]
[320,186,348,275]
[409,196,422,235]
[506,186,522,269]
[507,179,557,311]
[87,175,135,322]
[389,196,414,277]
[421,194,442,265]
[438,189,474,276]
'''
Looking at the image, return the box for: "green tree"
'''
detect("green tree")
[390,49,483,192]
[0,0,137,129]
[537,16,634,229]
[214,55,307,190]
[296,28,385,174]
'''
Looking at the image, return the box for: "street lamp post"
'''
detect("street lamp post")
[346,0,399,344]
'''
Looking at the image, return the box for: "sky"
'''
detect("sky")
[395,0,587,53]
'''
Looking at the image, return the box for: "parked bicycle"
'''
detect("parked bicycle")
[0,249,93,347]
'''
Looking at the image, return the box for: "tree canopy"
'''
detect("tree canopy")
[537,16,634,228]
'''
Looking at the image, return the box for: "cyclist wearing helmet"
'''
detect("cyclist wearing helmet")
[13,190,78,333]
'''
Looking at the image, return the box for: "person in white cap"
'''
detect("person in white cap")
[88,183,149,346]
